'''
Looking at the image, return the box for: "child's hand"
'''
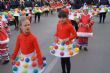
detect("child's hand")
[86,24,90,28]
[78,23,83,27]
[63,38,69,42]
[54,36,59,43]
[11,59,15,65]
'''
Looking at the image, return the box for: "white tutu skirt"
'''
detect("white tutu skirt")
[49,39,80,58]
[12,52,47,73]
[77,32,93,37]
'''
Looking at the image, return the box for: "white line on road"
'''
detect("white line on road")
[44,57,59,73]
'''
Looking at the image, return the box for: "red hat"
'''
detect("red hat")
[63,8,69,14]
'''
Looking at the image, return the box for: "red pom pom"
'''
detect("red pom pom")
[60,51,64,56]
[65,41,69,45]
[54,46,58,49]
[76,44,80,48]
[32,62,37,67]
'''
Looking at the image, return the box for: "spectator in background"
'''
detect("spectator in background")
[1,0,5,11]
[34,4,41,23]
[25,0,32,7]
[15,0,20,8]
[75,0,83,9]
[69,0,75,9]
[10,0,15,9]
[20,0,25,9]
[99,0,109,5]
[0,1,3,11]
[35,0,44,7]
[93,0,99,5]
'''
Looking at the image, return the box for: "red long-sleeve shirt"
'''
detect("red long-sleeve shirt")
[55,19,77,41]
[12,32,43,66]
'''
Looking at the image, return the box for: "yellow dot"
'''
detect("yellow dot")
[75,48,80,52]
[23,63,28,68]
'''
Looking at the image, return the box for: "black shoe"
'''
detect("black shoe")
[103,21,105,23]
[84,47,88,51]
[2,60,9,64]
[38,20,40,23]
[79,46,82,50]
[99,22,101,24]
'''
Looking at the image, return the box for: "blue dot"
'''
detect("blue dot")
[51,50,55,54]
[25,58,30,63]
[5,15,8,19]
[33,68,38,73]
[61,42,65,46]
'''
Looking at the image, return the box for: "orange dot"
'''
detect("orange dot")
[31,56,36,61]
[16,61,20,66]
[69,50,74,56]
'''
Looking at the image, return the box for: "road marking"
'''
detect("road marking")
[44,57,59,73]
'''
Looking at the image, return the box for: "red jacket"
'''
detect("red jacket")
[55,19,77,41]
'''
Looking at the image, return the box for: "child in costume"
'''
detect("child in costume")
[11,16,46,73]
[4,23,11,37]
[0,22,10,64]
[0,16,11,37]
[54,11,77,73]
[78,9,94,51]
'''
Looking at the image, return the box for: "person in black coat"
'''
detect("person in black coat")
[98,1,109,23]
[34,4,42,23]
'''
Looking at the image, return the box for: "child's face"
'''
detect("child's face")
[0,24,3,31]
[60,17,67,24]
[84,10,88,15]
[21,20,30,34]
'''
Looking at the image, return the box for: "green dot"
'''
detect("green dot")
[22,70,27,73]
[15,56,19,61]
[12,66,18,71]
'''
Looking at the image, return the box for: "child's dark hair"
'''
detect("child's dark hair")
[58,10,68,18]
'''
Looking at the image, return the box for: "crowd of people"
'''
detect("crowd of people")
[0,0,110,11]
